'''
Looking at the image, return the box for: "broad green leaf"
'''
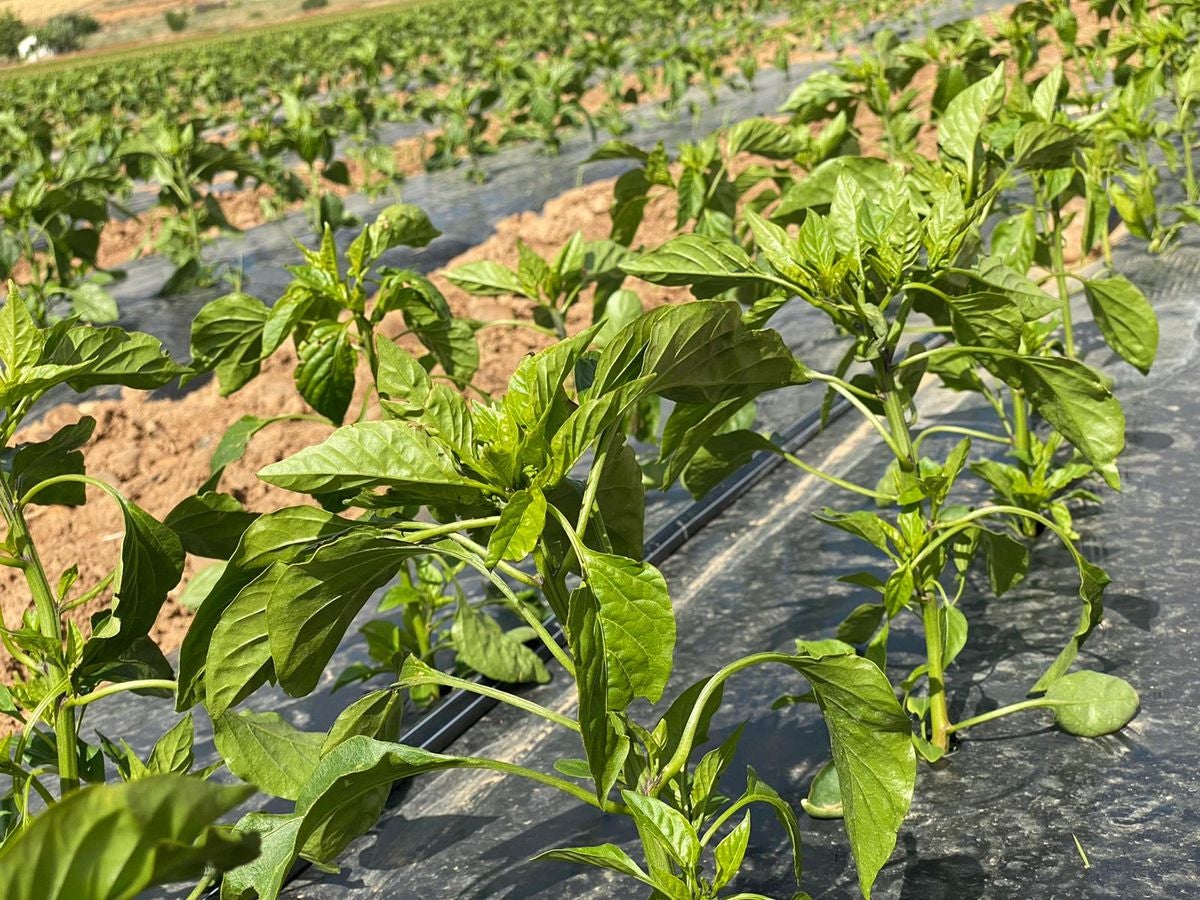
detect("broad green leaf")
[213,710,324,801]
[1002,356,1125,489]
[222,737,477,900]
[205,567,281,716]
[1082,275,1158,375]
[979,528,1029,596]
[0,292,43,376]
[938,66,1004,188]
[233,506,357,569]
[177,562,226,611]
[82,495,185,666]
[621,789,700,869]
[773,157,893,221]
[726,117,801,158]
[0,775,257,900]
[451,603,550,684]
[567,584,630,804]
[786,642,916,896]
[588,300,807,406]
[485,488,547,567]
[144,714,195,776]
[295,321,357,424]
[444,260,525,296]
[322,689,403,753]
[800,759,842,819]
[265,532,426,696]
[210,416,271,476]
[712,811,752,890]
[188,293,268,395]
[9,416,95,507]
[258,420,490,503]
[533,844,653,885]
[580,548,674,707]
[621,235,769,298]
[595,442,645,560]
[1045,670,1139,736]
[164,491,258,559]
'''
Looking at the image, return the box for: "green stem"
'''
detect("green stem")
[1048,200,1076,358]
[655,652,794,796]
[458,756,625,813]
[66,679,177,708]
[780,451,896,502]
[355,314,380,383]
[876,360,917,471]
[54,703,79,793]
[945,697,1054,734]
[921,596,950,753]
[809,372,907,461]
[400,665,579,732]
[399,516,501,543]
[576,427,619,538]
[913,425,1010,455]
[1011,388,1031,464]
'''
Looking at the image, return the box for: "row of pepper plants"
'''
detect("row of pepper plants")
[0,0,916,316]
[0,0,1194,897]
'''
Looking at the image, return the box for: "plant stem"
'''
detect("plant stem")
[401,665,579,732]
[809,372,907,461]
[1048,200,1076,358]
[944,697,1055,734]
[66,679,177,708]
[400,516,501,542]
[921,596,951,753]
[780,451,896,502]
[1011,388,1031,463]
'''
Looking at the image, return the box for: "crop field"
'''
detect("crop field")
[0,0,1197,896]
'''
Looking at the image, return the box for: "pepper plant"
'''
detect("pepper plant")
[0,288,260,893]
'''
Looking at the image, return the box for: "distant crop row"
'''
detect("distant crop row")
[0,0,912,315]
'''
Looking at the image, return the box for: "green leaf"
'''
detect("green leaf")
[177,562,227,611]
[726,117,801,158]
[0,775,257,900]
[164,491,258,559]
[800,759,842,819]
[621,235,770,298]
[213,710,324,801]
[712,811,752,890]
[294,321,357,424]
[451,603,550,684]
[938,66,1004,187]
[221,737,474,900]
[322,689,403,753]
[0,293,44,376]
[188,293,268,395]
[979,528,1029,596]
[144,714,195,776]
[1002,356,1125,489]
[1081,275,1158,375]
[595,442,645,560]
[622,789,700,869]
[444,260,525,296]
[265,532,426,696]
[773,156,893,221]
[566,584,630,805]
[10,416,95,507]
[82,495,185,666]
[785,643,916,897]
[210,416,271,476]
[348,203,440,272]
[485,488,546,567]
[588,300,807,406]
[580,548,674,707]
[258,420,490,504]
[205,567,280,716]
[837,603,886,645]
[533,844,653,886]
[1045,671,1139,737]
